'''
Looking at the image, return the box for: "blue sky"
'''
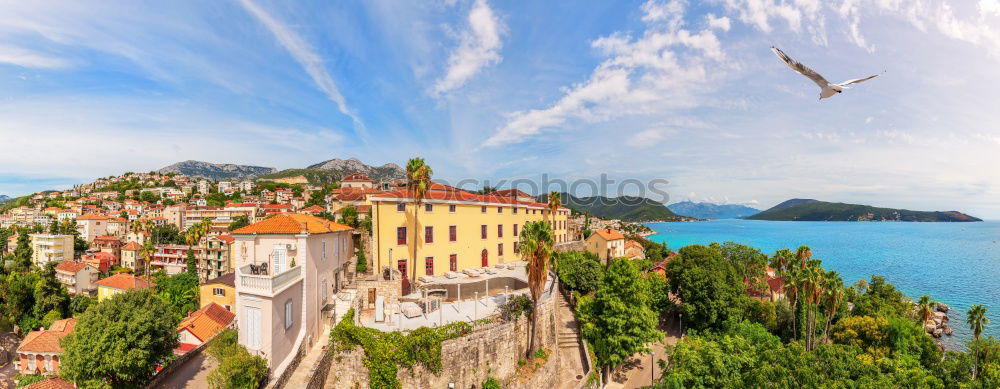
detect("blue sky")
[1,0,1000,218]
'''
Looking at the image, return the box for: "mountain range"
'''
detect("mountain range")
[157,160,278,181]
[155,158,405,184]
[747,199,981,222]
[0,195,10,203]
[667,201,761,219]
[539,192,687,222]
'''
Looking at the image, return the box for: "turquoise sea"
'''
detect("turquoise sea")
[645,219,1000,349]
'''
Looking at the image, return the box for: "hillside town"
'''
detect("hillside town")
[0,163,676,389]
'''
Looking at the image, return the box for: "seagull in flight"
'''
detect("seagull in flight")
[771,46,880,100]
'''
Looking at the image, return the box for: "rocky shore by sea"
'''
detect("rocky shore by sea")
[924,303,954,340]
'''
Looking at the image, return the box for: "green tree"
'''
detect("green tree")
[33,261,70,320]
[968,304,990,380]
[516,221,554,358]
[207,329,268,389]
[664,245,746,331]
[917,295,934,323]
[339,205,360,228]
[187,249,198,275]
[40,309,62,328]
[554,251,602,295]
[154,272,200,321]
[227,215,250,232]
[577,258,661,382]
[61,289,179,388]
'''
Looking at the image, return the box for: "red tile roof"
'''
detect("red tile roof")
[121,241,143,251]
[232,213,352,235]
[78,214,108,221]
[215,234,235,244]
[17,318,76,354]
[341,173,371,182]
[593,229,625,241]
[55,260,91,274]
[24,378,75,389]
[204,272,235,288]
[373,189,565,210]
[492,189,532,198]
[95,273,153,291]
[178,303,235,342]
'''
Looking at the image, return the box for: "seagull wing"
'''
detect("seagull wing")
[836,74,879,86]
[771,46,829,88]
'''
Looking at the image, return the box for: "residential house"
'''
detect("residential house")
[120,241,143,270]
[55,260,100,295]
[82,251,115,274]
[14,319,75,375]
[624,239,646,260]
[177,303,236,353]
[92,235,123,260]
[76,214,109,242]
[23,378,75,389]
[585,228,626,263]
[95,273,153,302]
[340,173,373,189]
[368,185,570,283]
[106,218,128,236]
[232,214,354,380]
[200,273,235,311]
[29,234,74,266]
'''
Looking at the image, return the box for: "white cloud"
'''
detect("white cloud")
[722,0,803,32]
[483,0,725,147]
[238,0,361,127]
[980,0,1000,16]
[431,0,504,95]
[0,45,70,69]
[706,14,732,31]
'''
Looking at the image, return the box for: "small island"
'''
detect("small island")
[747,199,982,222]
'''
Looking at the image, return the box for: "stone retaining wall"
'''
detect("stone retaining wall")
[324,289,560,388]
[554,240,585,253]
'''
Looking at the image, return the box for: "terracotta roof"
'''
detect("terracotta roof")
[374,189,565,210]
[302,205,324,213]
[204,272,235,288]
[17,318,76,354]
[84,251,115,262]
[625,240,643,250]
[261,204,291,210]
[178,303,235,342]
[492,189,532,198]
[215,234,235,244]
[232,213,352,235]
[24,378,75,389]
[77,214,108,221]
[356,205,372,213]
[593,229,625,241]
[121,241,143,251]
[55,260,91,274]
[341,173,372,182]
[95,273,153,291]
[94,235,121,243]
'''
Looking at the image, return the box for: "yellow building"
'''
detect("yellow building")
[369,185,570,279]
[199,272,235,312]
[585,228,625,263]
[95,273,153,302]
[29,234,75,266]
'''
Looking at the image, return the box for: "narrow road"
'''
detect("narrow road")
[157,352,217,389]
[555,289,587,389]
[609,314,681,389]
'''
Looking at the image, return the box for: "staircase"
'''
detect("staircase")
[332,289,357,324]
[554,289,588,389]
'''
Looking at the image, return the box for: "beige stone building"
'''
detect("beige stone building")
[29,234,75,266]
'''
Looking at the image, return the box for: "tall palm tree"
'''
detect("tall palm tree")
[796,246,812,268]
[822,271,844,343]
[917,295,935,323]
[546,191,561,270]
[967,304,989,380]
[406,158,432,283]
[785,267,802,342]
[140,240,155,279]
[516,221,554,358]
[968,304,989,341]
[770,249,793,274]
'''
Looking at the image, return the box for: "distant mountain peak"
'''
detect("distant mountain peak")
[0,194,10,203]
[304,157,405,182]
[748,199,981,222]
[156,160,277,181]
[668,200,761,219]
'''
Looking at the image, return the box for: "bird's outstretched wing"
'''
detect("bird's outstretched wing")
[771,46,829,88]
[836,74,879,86]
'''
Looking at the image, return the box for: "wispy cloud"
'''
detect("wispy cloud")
[238,0,362,129]
[483,0,725,147]
[0,45,70,69]
[431,0,504,95]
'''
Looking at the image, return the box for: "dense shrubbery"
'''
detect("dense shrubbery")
[498,294,534,322]
[329,309,473,388]
[207,329,269,389]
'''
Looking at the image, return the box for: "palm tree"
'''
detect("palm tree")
[140,240,155,279]
[546,191,561,269]
[785,267,802,342]
[967,304,989,380]
[770,249,793,274]
[406,158,432,284]
[917,295,935,323]
[516,221,554,358]
[822,271,844,343]
[968,304,989,341]
[796,246,812,268]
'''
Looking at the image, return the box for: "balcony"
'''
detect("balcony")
[238,264,302,297]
